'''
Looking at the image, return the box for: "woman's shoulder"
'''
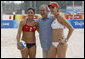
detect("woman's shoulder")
[57,13,65,21]
[58,13,65,19]
[20,18,27,25]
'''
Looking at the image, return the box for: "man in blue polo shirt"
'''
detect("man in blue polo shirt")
[36,5,53,58]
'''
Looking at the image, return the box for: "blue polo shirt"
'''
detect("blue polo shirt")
[36,15,53,51]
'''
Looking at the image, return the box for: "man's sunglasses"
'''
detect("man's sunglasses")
[49,6,55,9]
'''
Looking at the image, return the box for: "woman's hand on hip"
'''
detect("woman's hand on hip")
[59,38,67,44]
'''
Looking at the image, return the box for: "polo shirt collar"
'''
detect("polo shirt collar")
[41,14,49,20]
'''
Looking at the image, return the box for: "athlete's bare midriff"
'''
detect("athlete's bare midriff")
[52,29,64,42]
[22,32,35,43]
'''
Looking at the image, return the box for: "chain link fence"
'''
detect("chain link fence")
[1,1,84,14]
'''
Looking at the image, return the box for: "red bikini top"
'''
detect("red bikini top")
[22,24,37,32]
[22,20,37,32]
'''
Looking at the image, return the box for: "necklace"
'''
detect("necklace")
[27,19,35,26]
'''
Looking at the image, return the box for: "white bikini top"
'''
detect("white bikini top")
[51,18,64,29]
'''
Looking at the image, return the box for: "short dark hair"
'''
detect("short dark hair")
[27,8,35,13]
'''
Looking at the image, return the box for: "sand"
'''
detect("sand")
[1,28,84,58]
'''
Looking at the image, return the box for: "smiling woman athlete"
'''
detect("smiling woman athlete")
[47,2,74,58]
[16,8,38,58]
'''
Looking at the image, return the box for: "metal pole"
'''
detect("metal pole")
[73,1,74,19]
[66,1,67,12]
[1,1,3,20]
[30,1,32,7]
[82,1,84,12]
[50,1,51,3]
[34,1,36,13]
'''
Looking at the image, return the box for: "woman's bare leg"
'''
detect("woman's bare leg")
[29,45,36,58]
[47,45,57,58]
[21,48,29,58]
[57,43,68,58]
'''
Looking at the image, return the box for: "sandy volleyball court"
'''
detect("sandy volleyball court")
[1,28,84,58]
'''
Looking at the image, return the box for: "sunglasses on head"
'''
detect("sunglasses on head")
[49,6,55,9]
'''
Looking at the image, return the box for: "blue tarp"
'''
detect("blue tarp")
[1,20,84,29]
[67,20,84,29]
[1,20,18,28]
